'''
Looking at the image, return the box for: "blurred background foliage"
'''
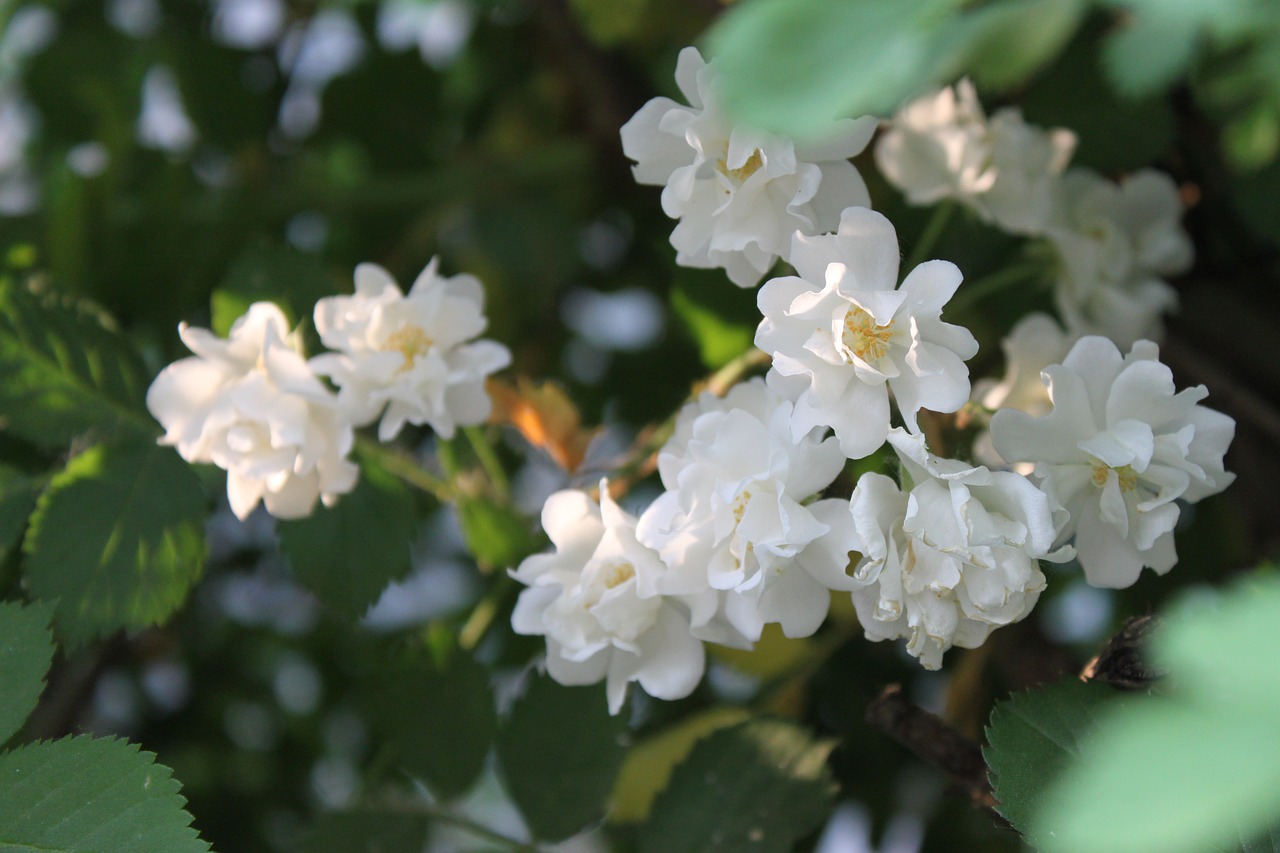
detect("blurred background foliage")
[1,0,1279,851]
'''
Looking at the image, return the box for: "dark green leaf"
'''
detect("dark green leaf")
[23,439,207,646]
[639,718,837,853]
[0,465,41,558]
[278,454,416,618]
[982,677,1120,840]
[211,243,337,338]
[497,673,628,841]
[365,648,496,801]
[0,278,154,450]
[457,498,536,572]
[707,0,963,138]
[0,600,55,745]
[296,809,429,853]
[669,270,759,370]
[0,735,209,852]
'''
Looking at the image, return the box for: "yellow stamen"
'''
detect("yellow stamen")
[717,148,764,183]
[379,325,434,373]
[842,306,894,363]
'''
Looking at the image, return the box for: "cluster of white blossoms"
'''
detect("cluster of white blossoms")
[512,49,1237,712]
[147,259,510,520]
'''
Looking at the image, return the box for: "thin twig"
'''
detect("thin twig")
[465,425,511,501]
[356,437,452,502]
[362,790,544,852]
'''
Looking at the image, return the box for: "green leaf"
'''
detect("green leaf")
[278,454,416,618]
[364,649,496,801]
[669,270,759,370]
[1101,12,1199,98]
[23,439,207,646]
[0,278,154,450]
[982,677,1121,840]
[497,674,628,841]
[1035,573,1280,853]
[0,600,55,746]
[638,718,837,853]
[0,465,41,558]
[707,0,964,138]
[953,0,1086,92]
[457,497,537,572]
[211,243,337,338]
[296,810,429,853]
[0,735,209,852]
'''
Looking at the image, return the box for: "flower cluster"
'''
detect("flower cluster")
[148,259,510,520]
[509,50,1237,713]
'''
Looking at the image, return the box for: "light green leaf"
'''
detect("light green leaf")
[1101,13,1199,98]
[707,0,963,139]
[0,600,54,746]
[953,0,1086,92]
[364,649,496,801]
[296,809,429,853]
[23,439,207,646]
[982,677,1122,840]
[638,717,837,853]
[456,497,537,572]
[669,270,759,370]
[0,735,210,852]
[0,278,155,450]
[278,454,416,618]
[496,674,628,841]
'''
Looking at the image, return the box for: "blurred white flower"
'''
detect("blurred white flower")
[147,302,359,520]
[511,483,705,714]
[620,46,877,287]
[970,312,1075,470]
[847,430,1062,669]
[991,336,1235,588]
[637,378,857,643]
[874,80,1076,235]
[1046,168,1193,348]
[755,206,979,459]
[310,259,511,441]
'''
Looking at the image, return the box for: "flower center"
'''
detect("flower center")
[599,560,636,590]
[842,306,895,363]
[1091,462,1138,492]
[717,148,764,183]
[731,490,753,524]
[379,324,434,372]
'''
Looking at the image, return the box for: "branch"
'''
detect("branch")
[865,684,997,812]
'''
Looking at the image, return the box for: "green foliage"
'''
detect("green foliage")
[296,810,429,853]
[945,0,1088,92]
[0,600,54,746]
[669,270,759,370]
[0,466,41,559]
[0,278,154,450]
[983,677,1121,842]
[364,648,497,801]
[457,496,537,572]
[0,735,209,852]
[497,674,628,841]
[211,244,337,339]
[1034,574,1280,853]
[638,718,837,853]
[278,454,416,618]
[22,439,207,646]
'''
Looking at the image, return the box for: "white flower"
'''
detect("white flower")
[1045,168,1193,348]
[620,46,877,287]
[970,312,1075,470]
[309,259,511,441]
[755,206,979,459]
[874,80,1076,235]
[636,378,858,643]
[990,336,1235,588]
[846,430,1060,669]
[147,302,359,520]
[511,482,705,714]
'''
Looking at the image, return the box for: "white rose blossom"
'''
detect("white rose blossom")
[755,206,979,459]
[620,46,878,287]
[511,482,706,714]
[147,302,359,520]
[846,429,1063,669]
[990,336,1235,589]
[636,378,860,644]
[309,259,511,441]
[970,312,1075,471]
[874,79,1076,236]
[1045,168,1193,348]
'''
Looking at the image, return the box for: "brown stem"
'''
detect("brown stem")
[865,683,997,812]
